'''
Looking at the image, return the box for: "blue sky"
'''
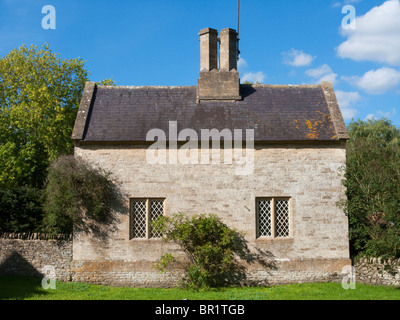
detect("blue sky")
[1,0,399,126]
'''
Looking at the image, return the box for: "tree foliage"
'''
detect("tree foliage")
[343,119,400,259]
[0,185,43,233]
[0,44,88,189]
[0,44,117,233]
[96,78,116,86]
[242,80,262,85]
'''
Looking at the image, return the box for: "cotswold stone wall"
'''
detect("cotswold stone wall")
[0,233,73,281]
[74,144,350,262]
[71,143,351,287]
[354,257,400,287]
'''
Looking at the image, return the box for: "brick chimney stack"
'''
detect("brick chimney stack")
[197,28,241,102]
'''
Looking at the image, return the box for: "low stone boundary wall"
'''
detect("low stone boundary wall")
[354,257,400,287]
[0,233,73,282]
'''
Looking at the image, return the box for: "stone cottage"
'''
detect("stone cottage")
[71,28,351,287]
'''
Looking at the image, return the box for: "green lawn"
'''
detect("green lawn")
[0,276,399,300]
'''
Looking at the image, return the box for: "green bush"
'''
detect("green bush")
[42,155,117,234]
[153,213,270,290]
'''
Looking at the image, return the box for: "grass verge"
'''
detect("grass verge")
[0,276,399,300]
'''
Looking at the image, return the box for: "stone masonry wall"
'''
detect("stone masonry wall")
[74,144,350,261]
[0,233,73,281]
[71,143,352,286]
[354,257,400,287]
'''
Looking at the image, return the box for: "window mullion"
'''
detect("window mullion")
[129,200,133,239]
[271,198,276,238]
[146,199,150,239]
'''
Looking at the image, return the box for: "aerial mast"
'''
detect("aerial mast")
[237,0,240,61]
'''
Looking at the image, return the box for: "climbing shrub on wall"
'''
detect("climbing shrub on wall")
[43,155,117,234]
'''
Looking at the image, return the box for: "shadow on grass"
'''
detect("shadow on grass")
[0,276,48,300]
[0,252,48,300]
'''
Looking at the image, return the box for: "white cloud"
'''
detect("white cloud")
[335,90,361,121]
[306,64,332,78]
[238,57,266,83]
[337,0,400,66]
[365,108,397,121]
[241,71,266,84]
[341,107,358,121]
[237,57,248,70]
[282,49,315,67]
[378,108,397,118]
[305,64,338,84]
[353,67,400,94]
[336,90,361,108]
[332,0,361,8]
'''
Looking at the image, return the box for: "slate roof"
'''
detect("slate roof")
[72,81,348,143]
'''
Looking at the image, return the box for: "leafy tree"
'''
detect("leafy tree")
[153,213,272,289]
[0,44,116,233]
[0,44,88,189]
[242,80,262,85]
[96,78,116,86]
[0,185,43,233]
[343,119,400,259]
[0,44,88,232]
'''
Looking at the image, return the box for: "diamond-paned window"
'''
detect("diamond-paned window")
[150,200,164,238]
[131,200,147,239]
[275,199,290,238]
[130,198,165,239]
[257,199,272,237]
[256,198,291,239]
